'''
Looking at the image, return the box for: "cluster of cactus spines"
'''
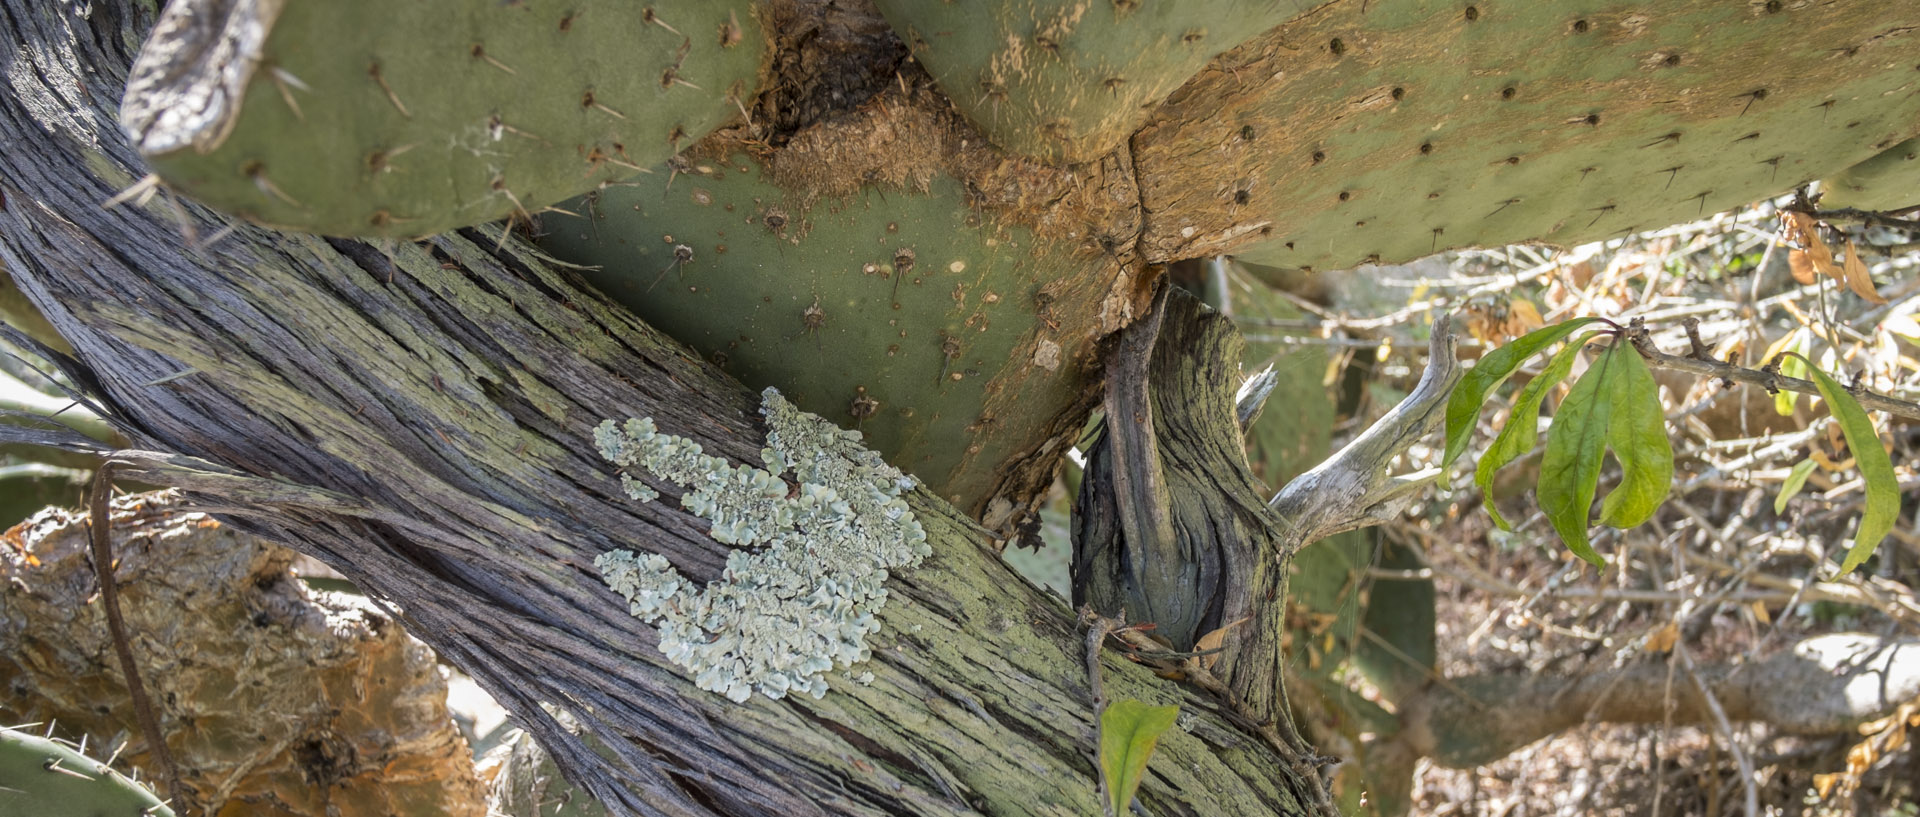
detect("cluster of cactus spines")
[537,97,1131,513]
[1822,137,1920,211]
[121,0,762,238]
[0,724,175,817]
[1128,0,1920,273]
[869,0,1309,164]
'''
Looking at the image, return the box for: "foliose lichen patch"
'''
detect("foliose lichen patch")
[593,387,930,702]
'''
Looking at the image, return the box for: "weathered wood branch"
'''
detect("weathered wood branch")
[1268,317,1461,545]
[0,4,1328,815]
[1405,634,1920,769]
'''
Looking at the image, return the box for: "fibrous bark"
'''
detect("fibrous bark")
[0,4,1326,815]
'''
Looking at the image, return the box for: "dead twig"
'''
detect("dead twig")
[1675,642,1760,817]
[87,464,182,806]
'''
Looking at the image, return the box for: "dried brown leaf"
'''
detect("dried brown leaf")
[1840,239,1885,303]
[1644,621,1679,653]
[1788,248,1819,285]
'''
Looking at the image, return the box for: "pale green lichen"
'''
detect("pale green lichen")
[593,387,930,702]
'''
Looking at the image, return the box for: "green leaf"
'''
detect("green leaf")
[1774,458,1819,514]
[1538,342,1626,567]
[1597,344,1674,528]
[1099,699,1180,814]
[1443,318,1604,467]
[1475,332,1598,530]
[1776,350,1809,416]
[1799,362,1903,575]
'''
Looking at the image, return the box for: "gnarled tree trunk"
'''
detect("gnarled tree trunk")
[0,4,1327,815]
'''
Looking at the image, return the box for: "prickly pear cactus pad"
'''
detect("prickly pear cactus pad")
[120,0,762,238]
[1822,137,1920,211]
[593,388,930,703]
[0,726,176,817]
[869,0,1320,163]
[539,85,1141,515]
[1131,0,1920,271]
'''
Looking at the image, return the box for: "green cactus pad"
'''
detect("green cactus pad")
[872,0,1314,163]
[121,0,763,238]
[1822,137,1920,211]
[0,725,175,817]
[1131,0,1920,271]
[537,145,1118,513]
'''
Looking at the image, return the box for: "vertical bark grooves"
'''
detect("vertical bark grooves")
[1072,286,1290,723]
[0,3,1323,815]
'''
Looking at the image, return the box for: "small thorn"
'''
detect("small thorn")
[270,65,310,93]
[1487,198,1520,217]
[730,95,756,130]
[1578,166,1597,183]
[1587,204,1615,228]
[269,67,306,119]
[488,115,548,145]
[1692,191,1712,215]
[44,759,95,780]
[582,90,627,119]
[105,737,127,767]
[471,44,518,75]
[1738,88,1767,116]
[1660,166,1681,190]
[368,62,411,117]
[642,7,682,36]
[194,223,237,252]
[1641,131,1681,148]
[245,163,303,206]
[101,174,160,210]
[1431,227,1444,252]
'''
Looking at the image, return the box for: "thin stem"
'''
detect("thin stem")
[1625,324,1920,422]
[87,464,182,806]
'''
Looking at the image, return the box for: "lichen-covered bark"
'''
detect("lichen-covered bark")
[0,3,1323,814]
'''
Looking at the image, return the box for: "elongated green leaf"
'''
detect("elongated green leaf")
[1799,361,1903,575]
[1475,332,1598,530]
[1774,458,1819,514]
[1100,699,1180,814]
[1538,342,1626,567]
[1443,318,1604,467]
[1597,345,1674,528]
